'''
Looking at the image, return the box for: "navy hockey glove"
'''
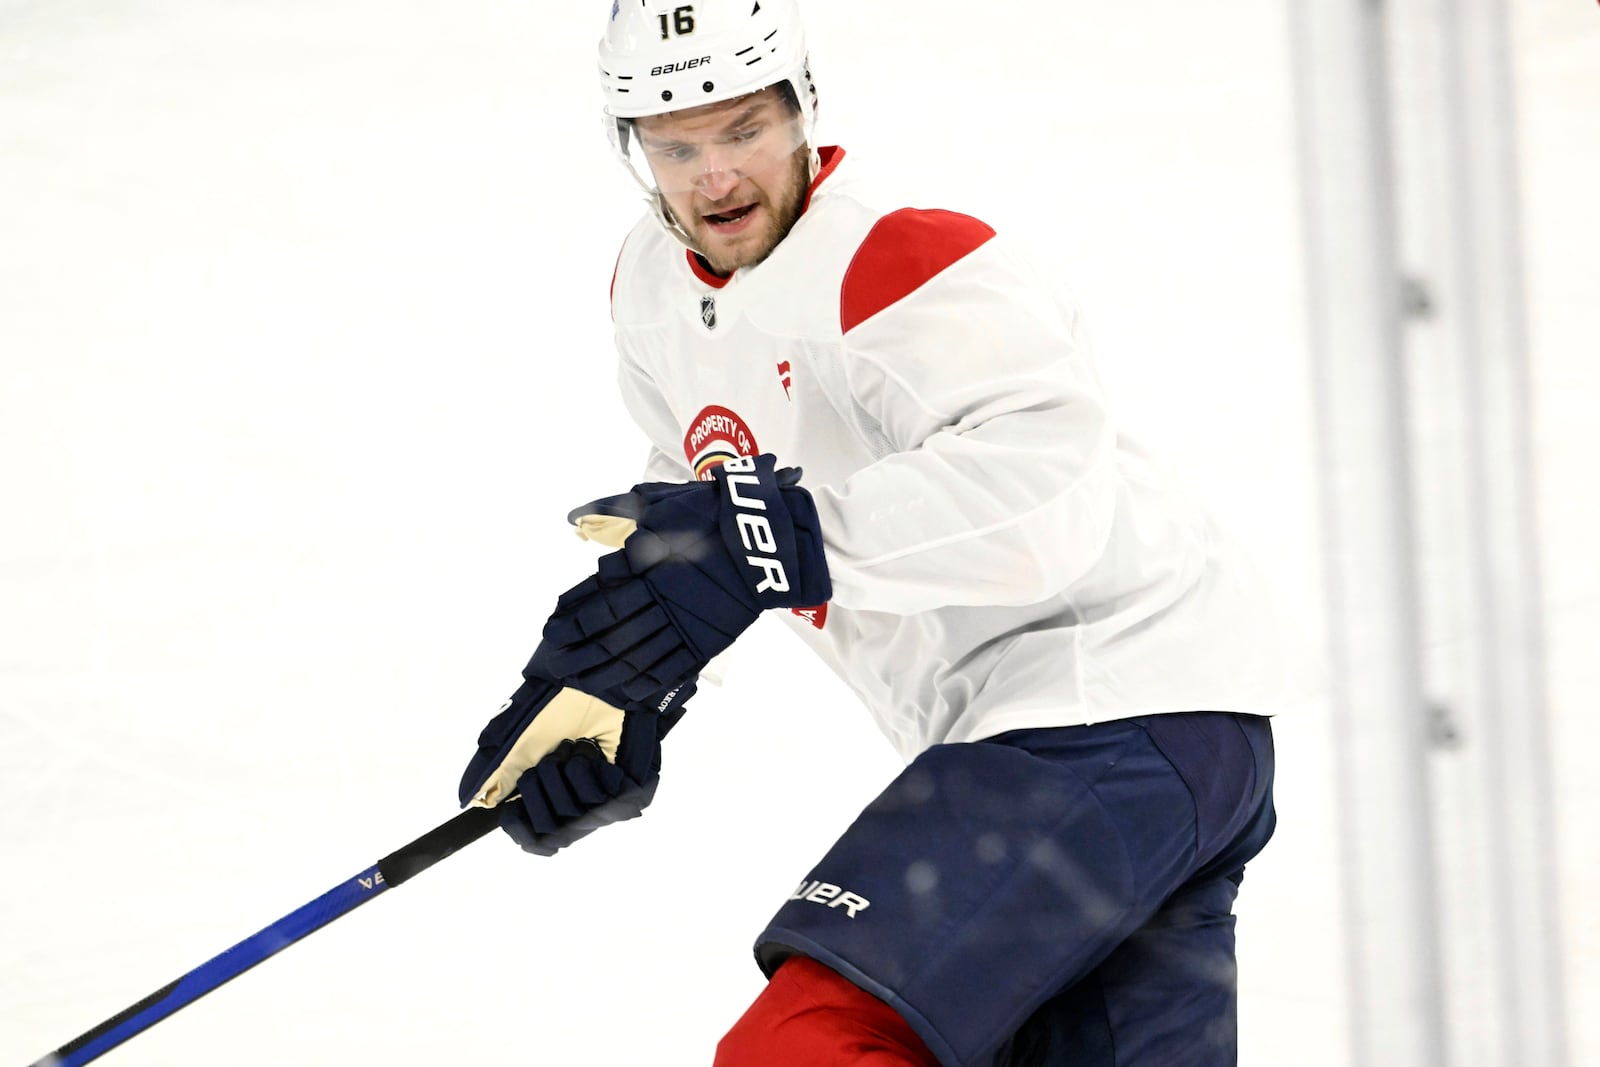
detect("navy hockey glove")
[459,666,693,857]
[532,454,830,702]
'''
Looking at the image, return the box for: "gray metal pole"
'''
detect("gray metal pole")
[1287,2,1448,1063]
[1423,0,1568,1060]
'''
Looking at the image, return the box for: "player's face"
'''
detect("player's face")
[633,90,809,275]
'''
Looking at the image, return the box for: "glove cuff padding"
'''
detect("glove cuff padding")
[708,454,832,610]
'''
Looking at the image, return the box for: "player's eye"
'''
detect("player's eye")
[655,143,697,163]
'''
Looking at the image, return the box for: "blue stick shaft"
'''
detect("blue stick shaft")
[31,804,500,1067]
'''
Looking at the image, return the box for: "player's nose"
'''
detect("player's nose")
[695,167,741,201]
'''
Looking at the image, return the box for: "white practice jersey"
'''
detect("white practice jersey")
[609,147,1286,762]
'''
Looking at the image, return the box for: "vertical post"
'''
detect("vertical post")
[1291,0,1569,1062]
[1452,0,1571,1045]
[1408,0,1569,1061]
[1287,2,1449,1064]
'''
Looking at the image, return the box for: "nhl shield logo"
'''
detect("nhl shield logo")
[700,294,717,331]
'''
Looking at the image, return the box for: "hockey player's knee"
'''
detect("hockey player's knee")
[714,955,938,1067]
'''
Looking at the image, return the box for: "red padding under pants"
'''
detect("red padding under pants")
[714,956,939,1066]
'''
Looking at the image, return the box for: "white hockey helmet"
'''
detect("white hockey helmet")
[598,0,820,243]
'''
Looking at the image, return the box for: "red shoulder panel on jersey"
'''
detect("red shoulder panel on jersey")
[839,209,997,334]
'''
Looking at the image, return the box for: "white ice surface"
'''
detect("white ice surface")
[1,3,1594,1065]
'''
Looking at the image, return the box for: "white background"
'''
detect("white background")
[1,2,1593,1064]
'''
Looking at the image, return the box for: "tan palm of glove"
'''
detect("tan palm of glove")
[466,687,627,808]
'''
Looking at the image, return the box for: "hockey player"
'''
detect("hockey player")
[458,1,1284,1063]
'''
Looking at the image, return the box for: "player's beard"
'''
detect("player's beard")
[677,148,810,276]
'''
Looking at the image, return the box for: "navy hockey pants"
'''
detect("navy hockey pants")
[752,711,1276,1066]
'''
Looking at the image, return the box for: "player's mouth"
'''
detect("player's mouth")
[703,203,759,234]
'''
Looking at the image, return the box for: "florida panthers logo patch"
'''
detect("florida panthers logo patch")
[683,405,758,481]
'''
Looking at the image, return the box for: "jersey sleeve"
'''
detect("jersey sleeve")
[640,442,691,483]
[813,210,1119,615]
[617,354,696,482]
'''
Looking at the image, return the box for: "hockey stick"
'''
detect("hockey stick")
[28,803,503,1067]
